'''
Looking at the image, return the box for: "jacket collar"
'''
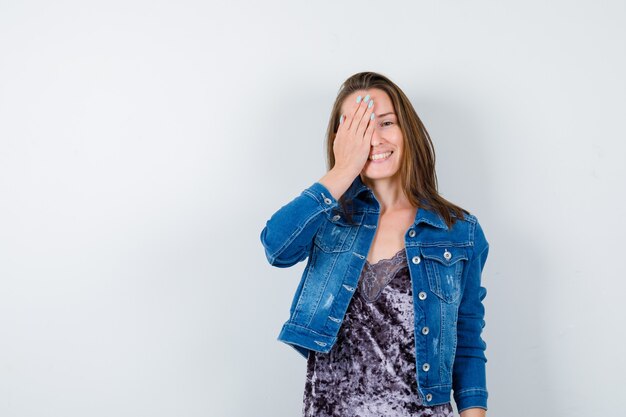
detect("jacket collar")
[414,206,449,230]
[345,174,370,200]
[346,175,449,230]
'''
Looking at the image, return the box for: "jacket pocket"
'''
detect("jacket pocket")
[421,246,468,303]
[313,211,362,253]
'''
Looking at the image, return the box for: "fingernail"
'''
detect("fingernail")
[364,94,370,103]
[368,99,374,108]
[339,115,344,124]
[370,113,375,120]
[356,95,362,103]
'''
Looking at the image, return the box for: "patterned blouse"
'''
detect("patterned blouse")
[302,248,455,417]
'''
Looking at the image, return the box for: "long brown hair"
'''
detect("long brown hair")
[325,71,469,229]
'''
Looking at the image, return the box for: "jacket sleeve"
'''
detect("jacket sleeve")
[259,181,339,268]
[452,218,489,413]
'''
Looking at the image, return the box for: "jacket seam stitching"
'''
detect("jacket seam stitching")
[282,322,333,338]
[455,387,488,395]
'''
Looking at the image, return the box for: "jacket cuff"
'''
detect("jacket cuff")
[302,181,339,211]
[454,388,488,413]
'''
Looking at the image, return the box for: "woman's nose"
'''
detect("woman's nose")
[370,127,385,146]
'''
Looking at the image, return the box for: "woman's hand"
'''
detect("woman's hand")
[332,94,376,177]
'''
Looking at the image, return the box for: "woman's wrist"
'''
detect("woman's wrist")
[318,167,358,201]
[459,407,486,417]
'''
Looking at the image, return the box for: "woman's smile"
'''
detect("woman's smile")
[368,150,394,163]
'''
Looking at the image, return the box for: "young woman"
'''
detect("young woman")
[260,72,490,417]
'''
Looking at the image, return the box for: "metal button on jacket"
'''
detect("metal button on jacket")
[444,249,452,260]
[324,197,332,205]
[418,291,427,300]
[412,256,421,264]
[423,363,430,372]
[421,326,429,335]
[408,229,416,237]
[426,393,433,402]
[332,214,341,221]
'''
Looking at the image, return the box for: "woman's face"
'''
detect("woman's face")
[340,88,403,182]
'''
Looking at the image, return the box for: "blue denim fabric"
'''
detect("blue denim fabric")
[259,175,489,412]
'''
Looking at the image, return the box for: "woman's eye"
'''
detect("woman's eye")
[381,121,393,127]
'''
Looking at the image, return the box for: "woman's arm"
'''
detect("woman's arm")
[259,168,354,268]
[452,219,490,413]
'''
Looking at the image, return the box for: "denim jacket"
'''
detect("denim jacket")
[259,175,489,413]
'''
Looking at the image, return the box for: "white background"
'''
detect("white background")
[1,1,625,416]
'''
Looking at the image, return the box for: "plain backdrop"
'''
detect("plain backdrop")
[1,1,625,416]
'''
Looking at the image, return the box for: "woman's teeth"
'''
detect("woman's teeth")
[369,151,393,161]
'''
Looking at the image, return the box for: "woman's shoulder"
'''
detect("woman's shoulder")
[450,208,488,252]
[428,203,487,250]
